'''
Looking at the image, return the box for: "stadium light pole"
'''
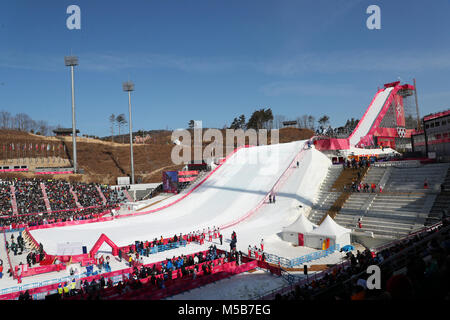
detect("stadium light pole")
[64,56,79,173]
[123,81,135,185]
[413,78,421,131]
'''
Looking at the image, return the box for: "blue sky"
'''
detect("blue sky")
[1,0,450,137]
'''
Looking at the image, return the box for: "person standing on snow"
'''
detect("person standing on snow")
[260,239,264,251]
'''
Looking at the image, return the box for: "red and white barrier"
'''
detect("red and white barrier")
[35,171,73,175]
[0,168,28,173]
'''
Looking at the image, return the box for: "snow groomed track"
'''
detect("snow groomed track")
[29,141,331,256]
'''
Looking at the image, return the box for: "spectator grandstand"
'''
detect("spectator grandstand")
[307,160,450,239]
[335,162,449,238]
[0,178,130,229]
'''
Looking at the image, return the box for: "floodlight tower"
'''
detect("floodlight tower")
[123,81,135,185]
[64,56,79,173]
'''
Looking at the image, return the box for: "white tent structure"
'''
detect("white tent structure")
[281,213,317,246]
[303,215,351,250]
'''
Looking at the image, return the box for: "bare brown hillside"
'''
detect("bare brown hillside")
[0,127,313,184]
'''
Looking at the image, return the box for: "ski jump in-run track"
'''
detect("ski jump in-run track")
[314,81,416,151]
[29,140,332,257]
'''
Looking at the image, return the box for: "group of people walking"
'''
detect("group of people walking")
[347,181,381,193]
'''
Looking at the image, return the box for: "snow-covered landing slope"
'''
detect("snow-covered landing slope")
[226,146,332,256]
[31,141,312,255]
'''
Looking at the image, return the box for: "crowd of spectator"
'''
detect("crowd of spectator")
[346,181,380,193]
[0,177,129,228]
[14,179,47,215]
[0,206,113,228]
[275,217,450,300]
[124,234,186,261]
[45,180,78,211]
[121,228,224,261]
[63,246,242,300]
[343,158,371,170]
[72,182,104,207]
[101,185,128,206]
[0,181,13,216]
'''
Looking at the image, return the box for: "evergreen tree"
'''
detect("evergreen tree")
[247,108,273,130]
[109,114,116,142]
[116,114,127,143]
[318,115,330,134]
[238,114,246,129]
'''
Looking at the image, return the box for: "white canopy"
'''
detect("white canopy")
[308,215,351,238]
[283,213,317,234]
